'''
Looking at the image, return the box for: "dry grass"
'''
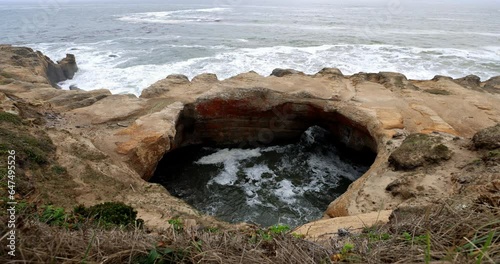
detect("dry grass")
[347,200,499,263]
[0,216,334,264]
[2,198,498,263]
[0,218,154,263]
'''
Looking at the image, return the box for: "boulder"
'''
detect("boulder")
[270,68,304,77]
[483,76,500,94]
[315,67,343,78]
[192,73,218,83]
[0,45,77,88]
[350,72,418,90]
[69,84,82,91]
[472,124,500,150]
[432,75,454,82]
[57,54,78,79]
[454,74,481,90]
[141,74,191,99]
[164,74,190,84]
[389,134,453,170]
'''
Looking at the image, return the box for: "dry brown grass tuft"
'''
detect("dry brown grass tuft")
[348,200,500,263]
[0,215,334,264]
[0,219,154,263]
[1,198,498,263]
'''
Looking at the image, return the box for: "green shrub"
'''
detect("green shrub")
[0,112,22,125]
[168,218,183,231]
[269,224,290,235]
[39,205,67,226]
[75,202,143,228]
[51,165,67,175]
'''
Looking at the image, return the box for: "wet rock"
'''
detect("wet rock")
[350,72,418,90]
[432,75,453,82]
[192,73,218,83]
[472,124,500,150]
[454,75,481,91]
[141,74,191,98]
[483,76,500,94]
[0,45,77,88]
[389,134,453,170]
[315,67,343,78]
[69,84,82,91]
[270,68,305,77]
[165,74,190,84]
[57,54,78,79]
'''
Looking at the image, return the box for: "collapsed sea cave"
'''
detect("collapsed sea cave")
[149,97,378,227]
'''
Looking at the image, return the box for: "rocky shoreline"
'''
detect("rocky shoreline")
[1,44,499,237]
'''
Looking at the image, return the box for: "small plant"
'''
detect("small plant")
[258,229,273,241]
[341,243,354,255]
[51,165,67,175]
[142,246,186,264]
[402,231,430,245]
[332,243,358,262]
[168,218,184,231]
[292,233,306,239]
[75,202,143,228]
[366,231,391,242]
[39,205,67,226]
[425,231,431,264]
[205,227,220,233]
[476,231,495,264]
[269,224,290,235]
[0,112,22,125]
[461,230,496,264]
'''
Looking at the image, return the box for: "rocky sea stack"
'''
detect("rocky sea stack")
[1,45,499,262]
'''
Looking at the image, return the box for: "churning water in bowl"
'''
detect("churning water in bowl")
[151,126,374,227]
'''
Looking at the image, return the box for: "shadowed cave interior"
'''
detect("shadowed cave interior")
[150,101,377,227]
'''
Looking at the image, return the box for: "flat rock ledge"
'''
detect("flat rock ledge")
[1,45,499,238]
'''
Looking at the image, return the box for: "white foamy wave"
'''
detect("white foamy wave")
[197,148,262,164]
[242,165,275,206]
[275,180,297,204]
[166,44,500,82]
[31,43,500,96]
[199,148,262,186]
[118,7,230,24]
[243,164,273,182]
[426,18,474,22]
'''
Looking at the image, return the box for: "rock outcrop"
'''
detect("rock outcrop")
[472,124,500,150]
[270,68,305,77]
[0,45,78,89]
[484,76,500,94]
[389,134,453,170]
[1,46,499,235]
[58,54,78,80]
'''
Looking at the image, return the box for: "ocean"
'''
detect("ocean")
[1,1,499,96]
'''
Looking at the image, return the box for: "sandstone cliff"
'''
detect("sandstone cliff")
[0,46,498,235]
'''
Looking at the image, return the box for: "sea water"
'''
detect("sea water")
[0,1,499,96]
[151,126,374,227]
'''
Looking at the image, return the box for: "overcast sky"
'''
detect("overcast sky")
[0,0,500,8]
[0,0,500,5]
